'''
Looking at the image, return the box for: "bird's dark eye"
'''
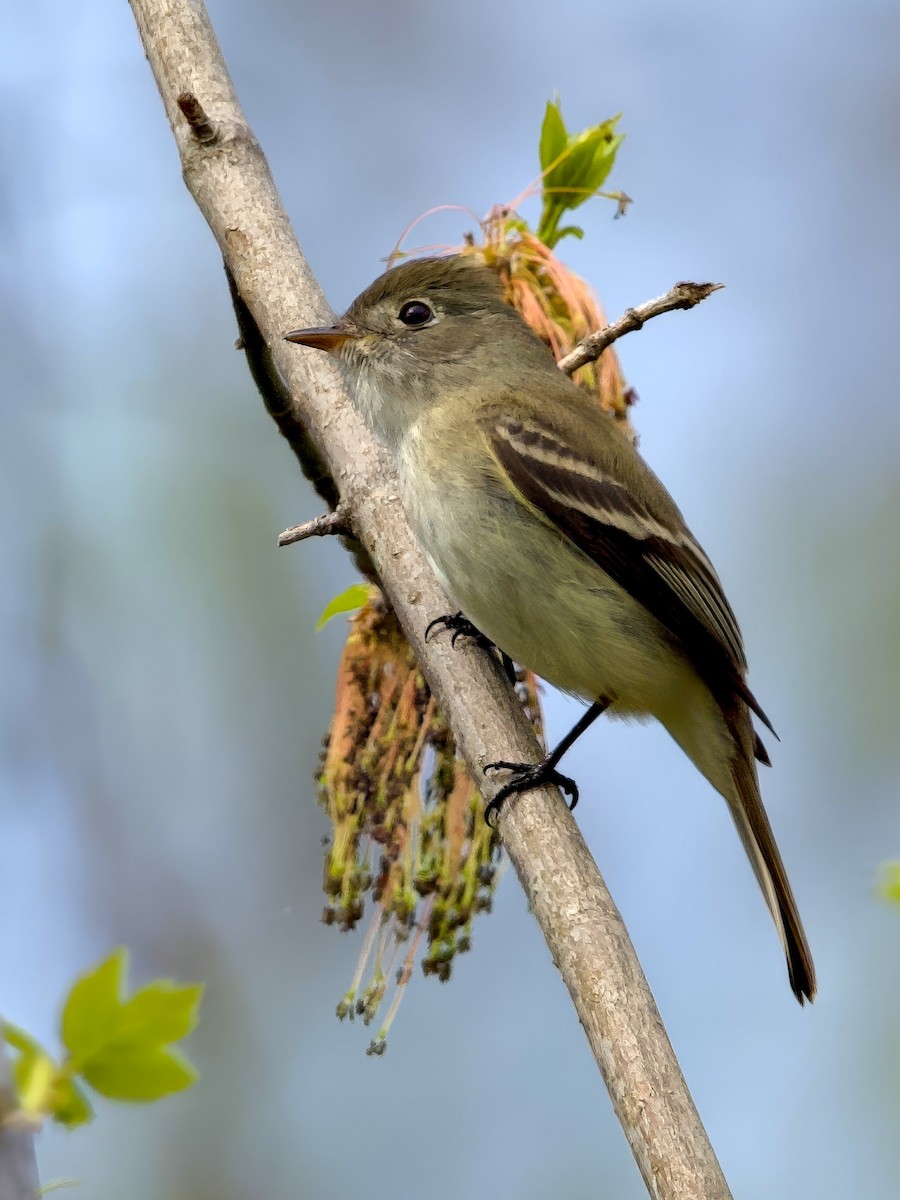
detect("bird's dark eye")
[398,300,433,327]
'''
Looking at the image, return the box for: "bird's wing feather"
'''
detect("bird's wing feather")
[483,412,775,734]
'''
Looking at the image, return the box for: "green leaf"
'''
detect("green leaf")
[82,1046,197,1102]
[3,1023,43,1056]
[3,951,201,1122]
[58,949,203,1103]
[4,1023,94,1127]
[316,583,369,631]
[50,1077,94,1128]
[61,948,127,1060]
[537,102,625,248]
[539,98,568,174]
[877,862,900,904]
[110,981,202,1044]
[8,1029,56,1114]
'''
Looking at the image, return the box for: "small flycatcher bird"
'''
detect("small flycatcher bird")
[285,255,815,1002]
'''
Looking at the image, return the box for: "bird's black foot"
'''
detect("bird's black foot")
[425,612,517,685]
[425,611,490,650]
[483,759,580,827]
[480,697,609,827]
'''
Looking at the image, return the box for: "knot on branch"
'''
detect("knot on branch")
[176,92,219,144]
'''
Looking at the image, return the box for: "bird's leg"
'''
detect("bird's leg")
[425,612,516,685]
[483,697,611,826]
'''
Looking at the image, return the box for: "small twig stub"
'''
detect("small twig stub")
[278,506,351,547]
[176,91,219,144]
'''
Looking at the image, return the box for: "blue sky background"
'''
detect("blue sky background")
[2,0,900,1195]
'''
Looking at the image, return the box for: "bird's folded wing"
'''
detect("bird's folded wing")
[484,412,775,736]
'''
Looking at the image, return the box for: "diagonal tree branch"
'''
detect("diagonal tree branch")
[126,3,734,1196]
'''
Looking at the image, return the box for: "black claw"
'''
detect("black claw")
[425,612,491,649]
[425,612,518,684]
[483,759,580,827]
[424,612,460,643]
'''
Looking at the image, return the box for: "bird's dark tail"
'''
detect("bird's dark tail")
[727,723,816,1003]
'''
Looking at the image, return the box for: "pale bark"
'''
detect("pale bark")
[0,1032,40,1200]
[126,3,734,1195]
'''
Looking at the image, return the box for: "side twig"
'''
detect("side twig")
[278,505,351,547]
[558,281,724,375]
[126,2,734,1196]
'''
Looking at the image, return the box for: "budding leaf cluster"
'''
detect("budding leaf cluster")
[537,98,626,248]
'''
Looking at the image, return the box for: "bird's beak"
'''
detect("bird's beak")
[284,324,354,353]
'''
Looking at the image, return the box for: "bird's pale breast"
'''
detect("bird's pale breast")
[399,421,703,724]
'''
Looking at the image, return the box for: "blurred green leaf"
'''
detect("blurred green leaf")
[82,1046,197,1102]
[539,99,568,174]
[537,99,624,248]
[4,1023,94,1127]
[108,980,202,1044]
[50,1077,94,1127]
[3,951,201,1122]
[60,948,202,1103]
[61,948,126,1060]
[6,1024,56,1114]
[877,862,900,904]
[316,583,369,631]
[4,1023,42,1056]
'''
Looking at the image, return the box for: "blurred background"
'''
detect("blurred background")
[2,0,899,1195]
